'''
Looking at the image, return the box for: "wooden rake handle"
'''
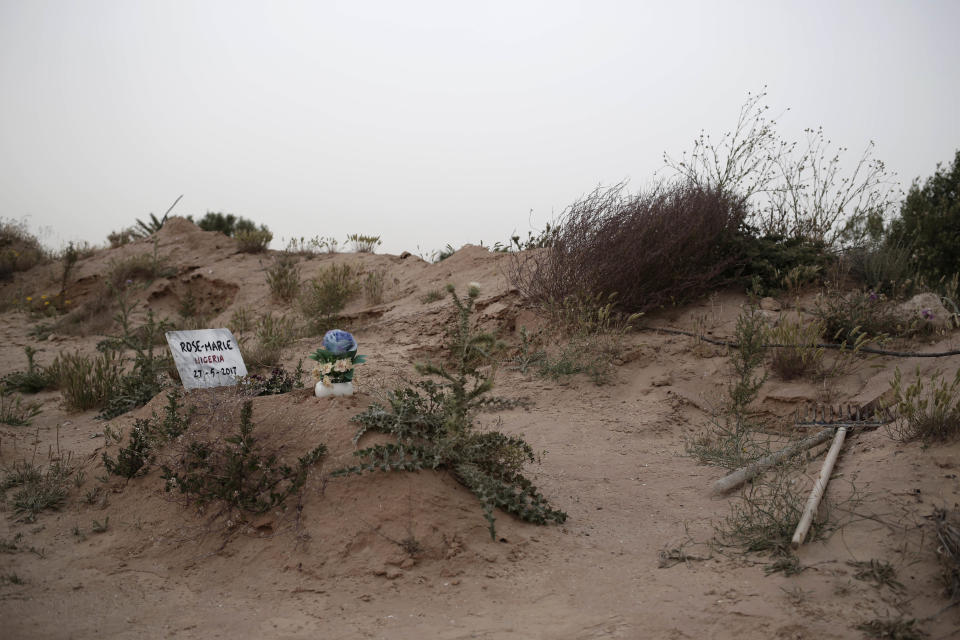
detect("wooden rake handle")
[791,426,847,549]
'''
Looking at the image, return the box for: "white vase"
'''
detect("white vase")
[315,381,354,398]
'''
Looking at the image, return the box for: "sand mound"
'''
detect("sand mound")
[1,232,958,639]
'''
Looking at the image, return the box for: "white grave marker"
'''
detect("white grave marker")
[165,328,247,389]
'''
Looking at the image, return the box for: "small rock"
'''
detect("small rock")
[651,373,672,387]
[384,567,403,580]
[896,293,951,330]
[400,558,415,569]
[760,297,781,312]
[399,251,412,259]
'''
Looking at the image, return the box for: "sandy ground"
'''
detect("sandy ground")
[1,219,958,639]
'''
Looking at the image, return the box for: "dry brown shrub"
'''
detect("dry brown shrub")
[509,182,746,313]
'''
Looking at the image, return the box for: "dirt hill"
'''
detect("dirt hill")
[1,219,958,639]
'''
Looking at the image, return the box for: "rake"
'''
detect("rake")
[790,404,890,548]
[711,404,888,499]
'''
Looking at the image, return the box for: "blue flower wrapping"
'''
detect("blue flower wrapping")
[322,329,357,355]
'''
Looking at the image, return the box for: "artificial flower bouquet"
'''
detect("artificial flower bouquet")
[308,329,366,391]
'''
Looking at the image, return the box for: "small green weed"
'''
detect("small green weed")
[420,289,444,304]
[2,460,43,490]
[534,294,639,386]
[814,289,916,343]
[1,573,25,585]
[688,304,769,468]
[768,318,824,380]
[242,312,297,370]
[0,533,23,553]
[508,327,547,374]
[931,507,960,600]
[55,350,125,412]
[284,235,339,255]
[105,245,174,289]
[236,362,304,396]
[714,467,816,557]
[856,618,928,639]
[265,255,301,303]
[363,269,387,305]
[299,263,360,335]
[847,559,904,592]
[764,554,805,576]
[235,228,273,253]
[91,517,109,533]
[228,306,255,337]
[1,346,58,393]
[886,367,960,443]
[96,290,174,419]
[347,233,381,253]
[0,390,42,426]
[8,461,72,522]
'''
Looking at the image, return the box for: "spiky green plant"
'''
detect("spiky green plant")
[335,285,566,538]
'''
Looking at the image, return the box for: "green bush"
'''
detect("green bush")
[687,305,769,469]
[363,269,387,305]
[533,294,638,386]
[55,350,125,412]
[814,289,915,343]
[191,212,259,237]
[106,246,175,289]
[768,318,824,380]
[0,218,48,281]
[298,263,359,335]
[161,400,326,513]
[1,347,58,393]
[846,241,918,297]
[265,255,300,303]
[887,367,960,443]
[241,312,297,370]
[730,233,832,295]
[236,228,273,253]
[888,150,960,283]
[107,228,137,248]
[335,286,566,539]
[103,391,191,478]
[97,296,174,419]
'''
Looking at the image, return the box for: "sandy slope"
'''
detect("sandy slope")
[1,219,958,639]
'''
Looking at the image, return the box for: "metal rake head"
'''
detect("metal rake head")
[794,403,891,428]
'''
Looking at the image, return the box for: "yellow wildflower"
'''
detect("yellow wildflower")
[26,296,32,301]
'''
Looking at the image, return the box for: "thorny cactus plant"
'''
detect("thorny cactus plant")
[335,284,567,539]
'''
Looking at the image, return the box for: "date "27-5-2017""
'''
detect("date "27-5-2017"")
[192,366,238,379]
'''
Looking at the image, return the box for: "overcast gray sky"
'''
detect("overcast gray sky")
[2,0,958,255]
